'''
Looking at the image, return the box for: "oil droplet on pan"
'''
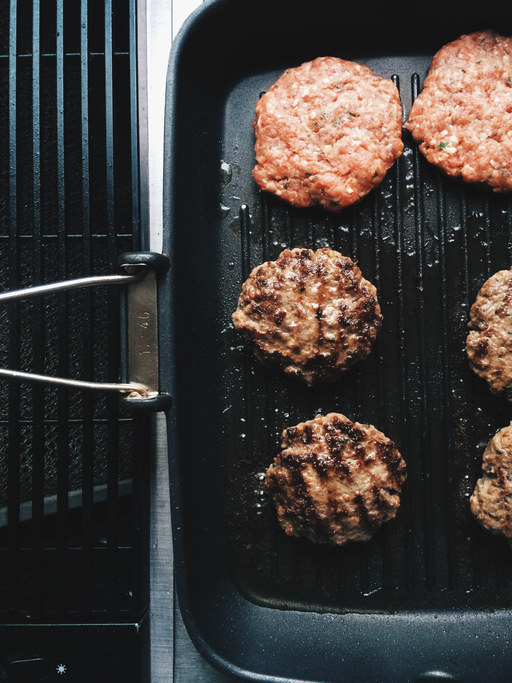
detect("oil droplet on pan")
[220,160,232,184]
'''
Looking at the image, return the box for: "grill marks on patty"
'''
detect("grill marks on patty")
[471,423,512,544]
[466,268,512,399]
[265,413,406,546]
[232,248,382,385]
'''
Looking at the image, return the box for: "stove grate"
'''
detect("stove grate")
[0,0,147,624]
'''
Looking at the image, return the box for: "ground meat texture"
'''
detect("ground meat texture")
[252,56,403,211]
[231,248,382,385]
[405,31,512,191]
[265,413,406,546]
[466,268,512,400]
[470,423,512,543]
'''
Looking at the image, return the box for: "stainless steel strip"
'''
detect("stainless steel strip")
[127,268,160,394]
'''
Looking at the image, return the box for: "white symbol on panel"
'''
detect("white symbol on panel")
[56,663,67,675]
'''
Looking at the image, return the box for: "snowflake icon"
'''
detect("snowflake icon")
[56,663,67,675]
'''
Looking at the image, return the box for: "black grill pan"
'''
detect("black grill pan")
[163,1,512,680]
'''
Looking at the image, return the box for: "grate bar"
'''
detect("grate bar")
[31,0,44,621]
[240,204,251,282]
[393,75,418,593]
[259,197,281,582]
[366,188,390,593]
[240,204,255,474]
[260,193,270,262]
[129,0,143,616]
[80,0,93,619]
[105,0,120,616]
[351,206,370,597]
[483,195,492,280]
[372,186,389,590]
[7,0,20,621]
[410,74,435,592]
[437,174,458,591]
[459,191,481,590]
[55,0,69,619]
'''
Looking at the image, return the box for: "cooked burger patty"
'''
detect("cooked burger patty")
[470,423,512,542]
[231,247,382,385]
[466,268,512,400]
[253,56,403,211]
[265,413,406,545]
[405,31,512,191]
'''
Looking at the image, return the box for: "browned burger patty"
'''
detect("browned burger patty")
[405,31,512,191]
[252,56,403,211]
[265,413,406,545]
[470,423,512,542]
[231,247,382,385]
[466,268,512,400]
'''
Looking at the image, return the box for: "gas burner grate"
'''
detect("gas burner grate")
[0,0,147,625]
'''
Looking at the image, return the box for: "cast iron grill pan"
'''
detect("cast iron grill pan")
[164,1,512,680]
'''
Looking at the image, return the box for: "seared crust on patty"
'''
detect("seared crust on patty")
[253,57,403,211]
[265,413,406,545]
[405,31,512,191]
[231,248,382,385]
[466,268,512,399]
[470,423,512,542]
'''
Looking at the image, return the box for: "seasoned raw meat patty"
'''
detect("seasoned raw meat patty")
[265,413,406,546]
[466,268,512,399]
[470,423,512,543]
[405,31,512,191]
[231,248,382,385]
[253,56,403,211]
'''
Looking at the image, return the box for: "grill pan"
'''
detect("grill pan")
[163,1,512,680]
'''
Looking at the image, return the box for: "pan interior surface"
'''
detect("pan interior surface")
[219,60,512,613]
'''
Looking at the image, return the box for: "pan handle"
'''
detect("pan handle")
[119,251,172,412]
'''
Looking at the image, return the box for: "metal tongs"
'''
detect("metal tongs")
[0,251,171,412]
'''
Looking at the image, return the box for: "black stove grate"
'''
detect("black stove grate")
[0,0,147,624]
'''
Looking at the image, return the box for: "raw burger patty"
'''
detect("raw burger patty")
[470,423,512,542]
[466,268,512,399]
[265,413,406,546]
[231,247,382,385]
[405,31,512,191]
[253,56,403,211]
